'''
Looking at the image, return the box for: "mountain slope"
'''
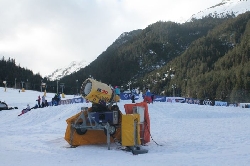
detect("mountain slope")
[45,30,142,82]
[59,17,228,92]
[155,12,250,101]
[46,60,89,81]
[188,0,250,21]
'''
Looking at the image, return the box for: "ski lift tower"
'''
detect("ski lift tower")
[3,81,7,92]
[60,83,65,98]
[42,82,47,96]
[21,81,25,92]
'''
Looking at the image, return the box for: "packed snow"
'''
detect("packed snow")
[0,87,250,166]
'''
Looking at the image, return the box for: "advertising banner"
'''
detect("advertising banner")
[166,97,185,103]
[59,99,72,105]
[239,103,250,108]
[72,97,84,103]
[120,92,139,100]
[153,95,166,102]
[215,101,228,106]
[184,98,202,104]
[202,99,214,106]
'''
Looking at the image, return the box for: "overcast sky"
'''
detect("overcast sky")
[0,0,222,77]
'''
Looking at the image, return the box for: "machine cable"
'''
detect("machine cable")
[144,121,163,146]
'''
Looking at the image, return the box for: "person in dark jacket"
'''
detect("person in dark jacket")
[151,92,155,104]
[36,95,41,108]
[131,88,136,103]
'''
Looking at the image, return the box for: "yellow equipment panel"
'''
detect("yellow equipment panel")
[121,114,141,146]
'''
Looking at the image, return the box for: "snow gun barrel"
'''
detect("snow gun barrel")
[80,78,119,104]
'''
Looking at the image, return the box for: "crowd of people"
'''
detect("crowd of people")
[18,93,61,116]
[18,85,155,116]
[36,95,50,108]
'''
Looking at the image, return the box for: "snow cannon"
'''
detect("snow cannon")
[80,78,120,104]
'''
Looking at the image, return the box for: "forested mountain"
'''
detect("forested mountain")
[143,12,250,102]
[61,17,228,86]
[0,57,43,91]
[60,12,250,102]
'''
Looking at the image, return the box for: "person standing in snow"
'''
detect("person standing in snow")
[151,92,155,104]
[144,88,152,104]
[131,87,136,103]
[45,100,49,107]
[115,86,120,96]
[115,86,121,102]
[41,95,45,108]
[58,93,61,104]
[36,95,41,108]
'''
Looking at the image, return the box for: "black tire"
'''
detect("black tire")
[75,128,87,135]
[104,125,116,136]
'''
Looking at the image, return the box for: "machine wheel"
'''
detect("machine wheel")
[75,128,87,135]
[104,125,116,136]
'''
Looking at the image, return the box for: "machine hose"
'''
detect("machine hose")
[144,121,162,146]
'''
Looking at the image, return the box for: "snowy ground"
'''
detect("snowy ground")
[0,88,250,166]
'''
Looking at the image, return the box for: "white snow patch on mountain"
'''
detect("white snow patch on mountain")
[188,0,250,21]
[46,60,89,81]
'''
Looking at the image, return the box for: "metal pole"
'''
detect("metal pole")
[76,80,78,95]
[41,80,42,92]
[107,123,110,150]
[26,79,28,90]
[57,80,58,94]
[15,78,16,89]
[172,84,176,97]
[3,81,7,92]
[21,81,24,89]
